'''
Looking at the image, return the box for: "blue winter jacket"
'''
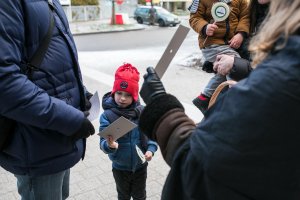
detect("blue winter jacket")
[0,0,87,176]
[99,94,158,172]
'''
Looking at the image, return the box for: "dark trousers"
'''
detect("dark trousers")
[112,164,147,200]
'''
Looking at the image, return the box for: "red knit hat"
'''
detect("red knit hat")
[112,63,140,102]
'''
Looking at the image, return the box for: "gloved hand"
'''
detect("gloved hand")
[140,67,166,105]
[71,111,95,141]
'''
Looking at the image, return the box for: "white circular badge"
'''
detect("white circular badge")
[211,2,230,22]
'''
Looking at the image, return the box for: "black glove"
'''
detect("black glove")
[85,91,93,111]
[71,111,95,141]
[140,67,166,105]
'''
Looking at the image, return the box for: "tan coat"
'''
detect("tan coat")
[189,0,250,49]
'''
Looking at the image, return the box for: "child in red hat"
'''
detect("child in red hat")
[99,63,158,200]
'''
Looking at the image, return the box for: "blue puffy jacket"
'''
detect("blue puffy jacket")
[0,0,87,176]
[99,94,158,172]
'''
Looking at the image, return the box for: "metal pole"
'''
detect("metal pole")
[150,0,154,25]
[111,0,116,25]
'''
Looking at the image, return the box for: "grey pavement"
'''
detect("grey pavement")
[0,133,170,200]
[0,19,179,200]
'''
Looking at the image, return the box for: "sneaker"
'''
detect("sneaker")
[192,94,210,114]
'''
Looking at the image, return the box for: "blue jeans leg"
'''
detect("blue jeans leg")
[15,169,70,200]
[203,73,227,97]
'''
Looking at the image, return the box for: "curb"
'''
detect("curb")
[70,23,145,35]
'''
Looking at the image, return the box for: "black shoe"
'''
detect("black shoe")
[202,61,214,73]
[192,95,210,114]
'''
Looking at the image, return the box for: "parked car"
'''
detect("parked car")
[134,6,181,27]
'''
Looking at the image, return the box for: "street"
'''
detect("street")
[74,26,180,51]
[74,17,191,51]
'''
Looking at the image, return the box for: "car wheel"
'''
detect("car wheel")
[158,19,165,27]
[137,17,143,24]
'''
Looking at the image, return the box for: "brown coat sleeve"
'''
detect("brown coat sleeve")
[153,108,196,165]
[139,94,196,166]
[189,0,210,35]
[235,0,250,34]
[189,0,250,49]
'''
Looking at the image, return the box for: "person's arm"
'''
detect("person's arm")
[0,1,84,135]
[84,86,93,110]
[144,139,158,161]
[139,67,196,165]
[146,139,158,155]
[229,32,245,49]
[235,0,250,35]
[99,114,118,153]
[189,2,209,35]
[213,55,252,81]
[229,57,252,81]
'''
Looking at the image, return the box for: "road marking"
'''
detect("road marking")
[81,67,204,123]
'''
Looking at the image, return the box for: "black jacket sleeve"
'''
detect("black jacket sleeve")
[229,57,252,81]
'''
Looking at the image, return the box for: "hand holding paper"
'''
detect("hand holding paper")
[107,135,119,149]
[145,151,153,161]
[98,116,137,141]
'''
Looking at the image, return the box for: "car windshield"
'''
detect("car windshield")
[156,8,170,15]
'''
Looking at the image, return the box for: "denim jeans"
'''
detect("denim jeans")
[201,45,240,62]
[203,73,229,97]
[201,45,240,97]
[14,169,70,200]
[112,164,147,200]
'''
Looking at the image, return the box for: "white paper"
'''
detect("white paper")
[136,145,146,163]
[87,91,100,122]
[98,116,137,140]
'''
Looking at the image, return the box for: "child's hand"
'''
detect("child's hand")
[206,23,218,36]
[107,135,118,149]
[144,151,153,161]
[229,33,244,49]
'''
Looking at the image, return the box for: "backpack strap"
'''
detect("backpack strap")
[27,0,55,78]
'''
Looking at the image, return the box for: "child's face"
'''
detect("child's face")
[114,91,133,108]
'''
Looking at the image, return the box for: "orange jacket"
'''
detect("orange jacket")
[189,0,250,49]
